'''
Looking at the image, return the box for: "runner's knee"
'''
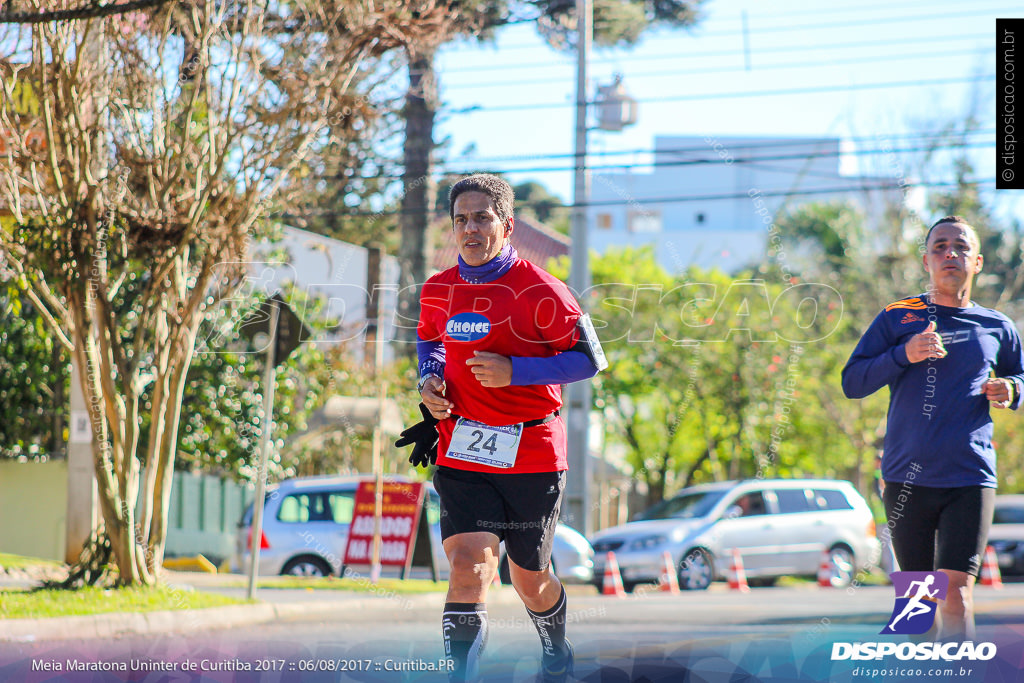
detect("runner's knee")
[447,546,498,582]
[509,562,555,593]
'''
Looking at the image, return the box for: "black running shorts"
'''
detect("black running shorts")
[882,482,996,576]
[432,466,566,572]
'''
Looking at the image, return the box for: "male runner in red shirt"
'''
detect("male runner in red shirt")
[401,174,604,682]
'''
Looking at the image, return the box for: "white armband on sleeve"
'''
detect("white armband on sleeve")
[573,313,608,371]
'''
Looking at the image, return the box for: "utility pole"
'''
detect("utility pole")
[366,245,386,584]
[565,0,593,536]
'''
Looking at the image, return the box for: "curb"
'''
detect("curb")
[0,586,525,642]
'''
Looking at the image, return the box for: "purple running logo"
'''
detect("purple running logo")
[880,571,948,635]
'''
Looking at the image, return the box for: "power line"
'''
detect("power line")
[708,0,1007,21]
[280,178,992,218]
[445,46,995,90]
[581,179,992,208]
[451,75,995,114]
[309,133,993,186]
[440,32,991,73]
[456,3,1004,54]
[437,129,995,165]
[436,140,993,176]
[678,7,1015,38]
[316,139,992,183]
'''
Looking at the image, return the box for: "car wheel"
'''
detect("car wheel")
[281,555,332,577]
[823,546,856,588]
[678,548,714,590]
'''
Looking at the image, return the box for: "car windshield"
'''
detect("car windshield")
[634,490,728,521]
[239,492,273,527]
[993,504,1024,525]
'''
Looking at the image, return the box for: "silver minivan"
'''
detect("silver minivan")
[588,478,880,591]
[231,474,594,584]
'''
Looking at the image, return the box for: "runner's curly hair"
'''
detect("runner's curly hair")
[448,174,515,225]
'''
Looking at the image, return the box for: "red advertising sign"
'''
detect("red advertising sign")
[342,480,426,569]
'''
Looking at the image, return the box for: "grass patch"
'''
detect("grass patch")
[846,569,891,586]
[0,586,250,620]
[218,575,446,594]
[776,569,890,588]
[775,575,814,587]
[0,552,63,571]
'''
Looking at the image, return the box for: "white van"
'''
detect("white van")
[589,478,880,591]
[232,474,594,584]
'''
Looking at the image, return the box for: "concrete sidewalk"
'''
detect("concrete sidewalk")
[0,571,528,642]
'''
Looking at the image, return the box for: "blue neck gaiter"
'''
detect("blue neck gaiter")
[458,244,518,284]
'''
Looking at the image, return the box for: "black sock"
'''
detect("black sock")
[526,586,568,661]
[442,602,488,682]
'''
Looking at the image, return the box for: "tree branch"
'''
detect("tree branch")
[0,0,170,24]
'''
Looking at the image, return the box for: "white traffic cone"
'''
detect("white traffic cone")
[817,549,834,588]
[658,551,680,594]
[728,548,749,593]
[979,545,1004,589]
[601,551,626,597]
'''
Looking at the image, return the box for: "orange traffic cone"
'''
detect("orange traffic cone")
[601,551,626,597]
[728,548,750,593]
[817,549,834,588]
[979,545,1004,588]
[658,551,680,594]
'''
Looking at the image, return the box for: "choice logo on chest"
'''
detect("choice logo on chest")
[445,313,492,341]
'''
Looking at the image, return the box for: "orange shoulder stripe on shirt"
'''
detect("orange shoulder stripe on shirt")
[885,297,926,312]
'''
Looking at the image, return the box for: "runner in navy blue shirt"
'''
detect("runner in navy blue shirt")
[843,216,1024,641]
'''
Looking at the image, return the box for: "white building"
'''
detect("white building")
[588,135,914,273]
[245,226,401,361]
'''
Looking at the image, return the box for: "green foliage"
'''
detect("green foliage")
[776,160,1024,496]
[554,248,850,506]
[529,0,704,50]
[513,180,570,234]
[557,167,1024,509]
[0,252,422,483]
[180,285,422,483]
[0,286,68,460]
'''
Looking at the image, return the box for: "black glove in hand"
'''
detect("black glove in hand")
[395,402,440,468]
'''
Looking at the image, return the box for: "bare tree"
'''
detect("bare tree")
[0,0,436,586]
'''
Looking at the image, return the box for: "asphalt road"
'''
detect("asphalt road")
[3,582,1024,682]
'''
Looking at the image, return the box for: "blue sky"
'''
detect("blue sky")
[431,0,1019,223]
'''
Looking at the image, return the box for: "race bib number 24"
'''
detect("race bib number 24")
[445,418,523,468]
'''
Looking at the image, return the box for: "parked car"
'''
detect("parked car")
[988,494,1024,576]
[231,475,594,584]
[588,478,879,591]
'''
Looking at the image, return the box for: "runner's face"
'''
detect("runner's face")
[923,223,982,296]
[453,191,511,267]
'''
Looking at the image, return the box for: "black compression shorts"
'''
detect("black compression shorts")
[882,482,996,576]
[432,466,565,572]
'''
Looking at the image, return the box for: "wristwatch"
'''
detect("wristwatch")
[417,373,441,392]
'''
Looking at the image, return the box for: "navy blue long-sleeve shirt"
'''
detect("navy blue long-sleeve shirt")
[842,294,1024,488]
